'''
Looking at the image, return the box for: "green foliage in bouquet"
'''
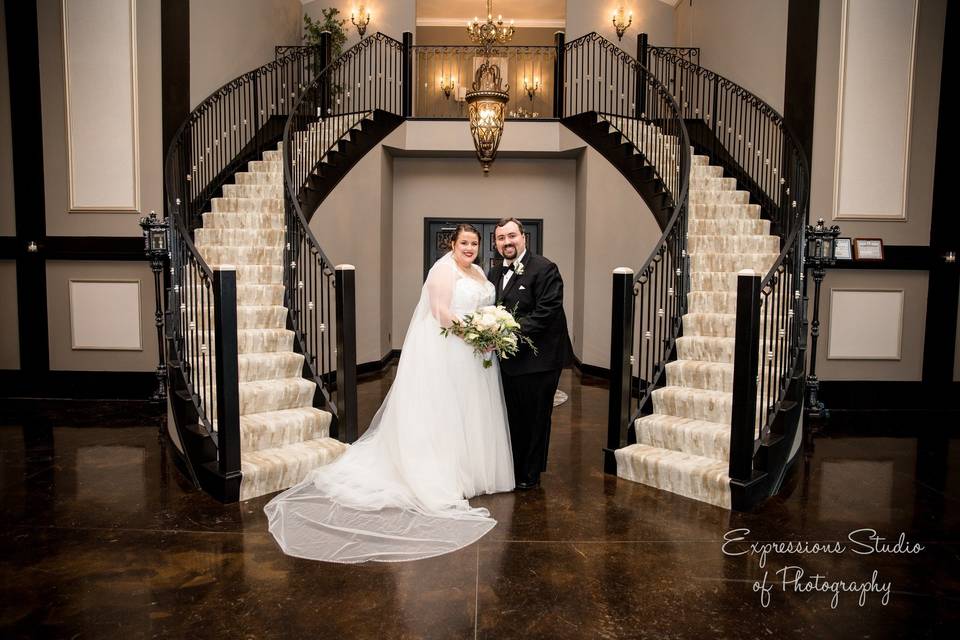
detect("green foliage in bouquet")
[441,304,538,368]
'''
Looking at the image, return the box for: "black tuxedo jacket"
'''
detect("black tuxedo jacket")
[487,252,574,376]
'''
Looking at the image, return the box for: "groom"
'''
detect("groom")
[489,218,573,490]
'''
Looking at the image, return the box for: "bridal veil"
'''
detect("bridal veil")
[264,253,510,563]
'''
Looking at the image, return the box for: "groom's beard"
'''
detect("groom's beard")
[500,245,517,259]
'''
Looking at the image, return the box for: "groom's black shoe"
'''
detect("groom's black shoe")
[516,476,540,490]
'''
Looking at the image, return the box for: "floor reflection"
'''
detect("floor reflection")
[0,374,958,638]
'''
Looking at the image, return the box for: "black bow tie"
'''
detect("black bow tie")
[505,263,515,272]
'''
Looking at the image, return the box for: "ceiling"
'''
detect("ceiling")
[416,0,566,26]
[414,0,683,27]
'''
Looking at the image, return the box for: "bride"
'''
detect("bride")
[265,224,515,563]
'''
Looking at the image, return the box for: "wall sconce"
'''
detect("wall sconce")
[523,77,540,101]
[351,5,371,38]
[440,77,456,99]
[612,6,633,42]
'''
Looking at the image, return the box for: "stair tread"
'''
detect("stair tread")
[240,407,332,453]
[634,414,732,460]
[653,385,731,400]
[616,443,730,473]
[616,443,730,482]
[636,413,730,430]
[241,406,329,426]
[240,437,348,500]
[668,359,734,371]
[241,438,346,468]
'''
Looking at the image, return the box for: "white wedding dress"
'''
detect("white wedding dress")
[264,252,514,563]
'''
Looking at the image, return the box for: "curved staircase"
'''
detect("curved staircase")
[164,36,404,503]
[162,31,806,510]
[559,35,808,511]
[615,152,779,509]
[193,146,346,501]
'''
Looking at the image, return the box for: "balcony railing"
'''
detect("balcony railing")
[412,44,558,118]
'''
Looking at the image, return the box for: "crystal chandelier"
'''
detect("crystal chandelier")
[467,0,515,49]
[465,0,515,173]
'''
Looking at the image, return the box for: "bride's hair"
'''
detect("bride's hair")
[449,223,480,248]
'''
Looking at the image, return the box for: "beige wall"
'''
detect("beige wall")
[0,3,14,237]
[570,141,659,367]
[29,1,164,374]
[303,0,416,45]
[566,0,675,54]
[0,260,18,369]
[672,0,787,112]
[812,0,944,244]
[310,144,394,365]
[45,261,158,372]
[379,149,394,357]
[808,0,945,381]
[189,0,301,107]
[813,270,928,382]
[391,156,577,350]
[305,119,658,369]
[38,0,163,237]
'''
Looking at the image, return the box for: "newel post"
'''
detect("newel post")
[636,33,649,117]
[213,267,241,482]
[605,267,635,474]
[335,264,359,443]
[553,31,565,119]
[401,31,413,118]
[729,269,761,483]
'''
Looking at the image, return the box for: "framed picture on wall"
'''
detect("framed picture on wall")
[834,237,853,260]
[853,238,884,261]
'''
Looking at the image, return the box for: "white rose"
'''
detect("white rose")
[476,315,497,331]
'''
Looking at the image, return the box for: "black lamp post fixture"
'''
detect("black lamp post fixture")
[804,217,840,420]
[140,210,169,404]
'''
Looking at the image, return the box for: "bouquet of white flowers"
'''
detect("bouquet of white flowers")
[441,304,537,368]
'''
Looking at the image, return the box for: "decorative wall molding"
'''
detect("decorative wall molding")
[68,279,143,350]
[827,288,904,360]
[62,0,140,213]
[832,0,918,221]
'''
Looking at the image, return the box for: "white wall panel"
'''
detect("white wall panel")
[69,280,143,350]
[62,0,139,212]
[827,289,903,360]
[833,0,917,220]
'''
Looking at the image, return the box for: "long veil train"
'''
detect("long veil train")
[265,253,513,563]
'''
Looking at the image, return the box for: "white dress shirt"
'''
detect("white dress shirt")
[501,249,527,289]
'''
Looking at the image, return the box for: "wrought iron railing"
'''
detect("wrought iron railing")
[560,34,691,467]
[166,46,322,233]
[282,32,405,441]
[163,46,325,486]
[412,43,558,118]
[646,48,794,235]
[648,44,700,65]
[643,46,810,489]
[728,148,808,487]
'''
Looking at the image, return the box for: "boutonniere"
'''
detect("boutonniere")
[514,262,525,276]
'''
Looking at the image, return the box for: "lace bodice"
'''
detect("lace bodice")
[451,269,495,317]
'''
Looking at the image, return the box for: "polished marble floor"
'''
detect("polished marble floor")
[1,369,958,639]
